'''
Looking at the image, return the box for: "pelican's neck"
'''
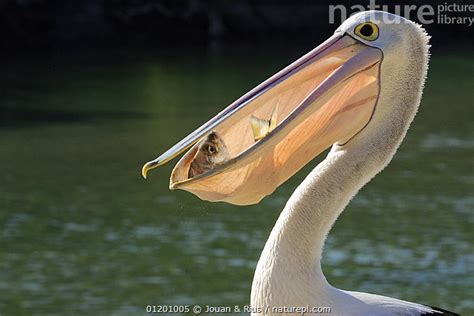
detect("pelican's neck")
[271,146,369,268]
[251,144,380,307]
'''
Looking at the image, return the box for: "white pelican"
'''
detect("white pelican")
[142,10,458,316]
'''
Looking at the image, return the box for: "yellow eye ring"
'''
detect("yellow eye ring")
[354,22,379,41]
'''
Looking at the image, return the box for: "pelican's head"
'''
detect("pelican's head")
[332,11,430,159]
[338,11,428,52]
[142,11,430,205]
[337,11,430,92]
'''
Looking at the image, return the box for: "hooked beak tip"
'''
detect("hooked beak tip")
[141,160,158,179]
[141,165,148,179]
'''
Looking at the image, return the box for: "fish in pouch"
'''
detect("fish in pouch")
[188,131,230,178]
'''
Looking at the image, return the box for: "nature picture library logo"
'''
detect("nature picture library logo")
[329,0,474,26]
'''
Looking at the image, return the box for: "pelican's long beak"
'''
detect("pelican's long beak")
[142,32,382,205]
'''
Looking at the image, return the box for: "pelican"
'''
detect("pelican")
[142,11,458,316]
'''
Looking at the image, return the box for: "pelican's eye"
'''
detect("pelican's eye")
[354,22,379,41]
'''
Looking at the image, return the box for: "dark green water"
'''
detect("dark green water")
[0,47,472,315]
